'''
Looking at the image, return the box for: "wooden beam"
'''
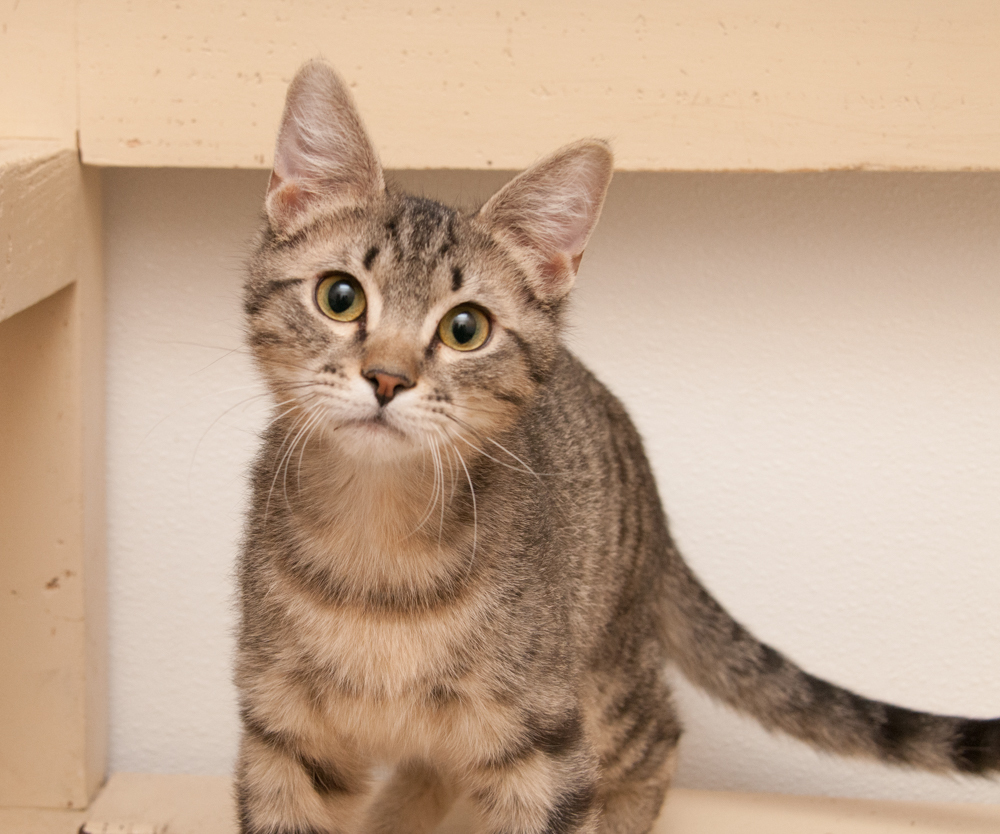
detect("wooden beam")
[78,1,1000,171]
[1,144,82,324]
[0,0,78,145]
[0,146,106,810]
[1,0,106,810]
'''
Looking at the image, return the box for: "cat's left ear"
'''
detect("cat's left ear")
[476,140,613,302]
[266,60,385,232]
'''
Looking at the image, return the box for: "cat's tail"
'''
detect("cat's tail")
[658,547,1000,775]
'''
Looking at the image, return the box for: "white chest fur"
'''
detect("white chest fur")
[266,568,515,766]
[275,566,482,698]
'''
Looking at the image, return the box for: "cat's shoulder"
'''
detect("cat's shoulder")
[540,347,640,436]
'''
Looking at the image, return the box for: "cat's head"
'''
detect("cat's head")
[246,61,612,461]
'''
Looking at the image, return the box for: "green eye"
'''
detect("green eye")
[439,305,490,351]
[317,273,366,321]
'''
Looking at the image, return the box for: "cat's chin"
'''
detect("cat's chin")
[330,417,421,459]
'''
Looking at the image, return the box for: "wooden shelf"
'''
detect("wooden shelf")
[3,774,998,834]
[76,1,1000,171]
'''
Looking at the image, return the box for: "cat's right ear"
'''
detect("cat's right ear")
[476,140,613,302]
[266,61,385,232]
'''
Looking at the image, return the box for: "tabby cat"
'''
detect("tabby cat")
[235,61,999,834]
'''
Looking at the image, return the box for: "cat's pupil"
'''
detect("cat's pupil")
[451,312,477,344]
[327,281,355,314]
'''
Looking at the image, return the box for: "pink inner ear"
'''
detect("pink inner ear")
[519,187,602,293]
[477,140,612,300]
[271,123,338,189]
[266,181,310,223]
[537,252,572,293]
[545,197,596,259]
[265,62,385,231]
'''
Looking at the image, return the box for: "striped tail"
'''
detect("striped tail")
[659,547,1000,775]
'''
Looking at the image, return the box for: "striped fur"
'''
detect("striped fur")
[235,61,998,834]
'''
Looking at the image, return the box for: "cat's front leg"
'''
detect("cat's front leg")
[462,713,601,834]
[236,718,371,834]
[364,760,455,834]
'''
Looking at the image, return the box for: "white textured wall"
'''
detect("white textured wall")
[104,168,1000,803]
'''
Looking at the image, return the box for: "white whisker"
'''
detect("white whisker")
[296,408,326,494]
[282,408,320,510]
[409,436,443,536]
[448,427,539,478]
[264,409,313,523]
[453,444,478,578]
[443,413,551,479]
[142,382,280,450]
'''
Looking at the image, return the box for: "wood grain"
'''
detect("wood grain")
[0,148,106,810]
[0,0,78,145]
[1,144,80,323]
[78,1,1000,170]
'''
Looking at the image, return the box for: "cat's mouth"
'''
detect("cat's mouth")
[342,412,407,439]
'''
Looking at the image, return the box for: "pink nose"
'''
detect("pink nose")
[363,368,414,407]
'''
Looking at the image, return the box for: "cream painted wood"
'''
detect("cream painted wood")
[0,144,83,323]
[0,0,78,145]
[3,774,998,834]
[78,1,1000,171]
[1,0,108,809]
[0,151,106,809]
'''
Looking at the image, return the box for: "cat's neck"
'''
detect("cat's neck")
[281,420,479,585]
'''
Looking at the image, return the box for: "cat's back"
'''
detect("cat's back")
[528,346,662,513]
[514,347,672,643]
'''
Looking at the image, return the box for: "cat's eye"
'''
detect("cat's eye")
[316,272,366,322]
[438,305,490,352]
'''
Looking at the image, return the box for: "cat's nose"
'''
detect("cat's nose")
[363,368,415,407]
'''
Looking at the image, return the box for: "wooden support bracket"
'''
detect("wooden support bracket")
[0,143,107,809]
